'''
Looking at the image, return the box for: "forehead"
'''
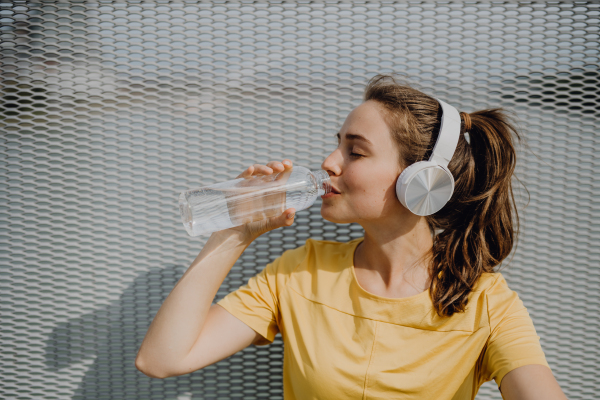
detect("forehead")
[339,101,391,145]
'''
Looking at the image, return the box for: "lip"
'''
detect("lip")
[321,192,340,199]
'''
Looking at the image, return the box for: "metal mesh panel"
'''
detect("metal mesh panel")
[1,2,598,399]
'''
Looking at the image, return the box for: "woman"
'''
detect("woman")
[136,75,568,399]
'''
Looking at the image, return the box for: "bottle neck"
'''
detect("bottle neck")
[311,170,332,195]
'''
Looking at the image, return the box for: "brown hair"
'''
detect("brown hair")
[363,73,523,318]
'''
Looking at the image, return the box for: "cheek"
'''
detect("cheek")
[343,165,399,206]
[349,177,396,205]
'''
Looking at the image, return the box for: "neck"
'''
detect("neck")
[355,215,434,290]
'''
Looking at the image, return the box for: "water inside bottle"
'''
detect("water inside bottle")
[180,171,291,236]
[180,167,328,237]
[180,188,236,237]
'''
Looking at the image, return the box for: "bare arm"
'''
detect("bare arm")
[499,365,568,400]
[135,160,295,379]
[135,230,252,378]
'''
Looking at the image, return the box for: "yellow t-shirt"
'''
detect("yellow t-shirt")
[217,237,550,400]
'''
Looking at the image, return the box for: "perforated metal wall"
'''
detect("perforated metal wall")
[1,2,598,399]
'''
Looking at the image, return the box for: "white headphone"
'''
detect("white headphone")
[395,98,461,216]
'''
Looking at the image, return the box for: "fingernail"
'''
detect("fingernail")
[287,213,295,219]
[283,161,291,166]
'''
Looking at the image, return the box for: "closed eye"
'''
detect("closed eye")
[336,137,364,159]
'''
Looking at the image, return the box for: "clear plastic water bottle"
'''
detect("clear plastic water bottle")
[179,166,332,237]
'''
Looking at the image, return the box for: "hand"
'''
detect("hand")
[222,159,296,242]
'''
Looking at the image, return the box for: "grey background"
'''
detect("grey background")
[1,1,598,399]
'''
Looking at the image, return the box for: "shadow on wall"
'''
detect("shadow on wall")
[42,265,249,400]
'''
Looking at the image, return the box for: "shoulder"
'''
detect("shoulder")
[477,271,503,286]
[471,272,520,309]
[260,238,352,296]
[267,237,342,272]
[275,237,358,267]
[472,272,512,297]
[478,272,520,301]
[475,272,531,330]
[442,272,529,335]
[277,241,311,266]
[462,272,505,307]
[269,237,361,281]
[304,237,363,255]
[459,273,517,326]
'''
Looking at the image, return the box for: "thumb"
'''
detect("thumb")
[260,208,295,234]
[282,208,296,226]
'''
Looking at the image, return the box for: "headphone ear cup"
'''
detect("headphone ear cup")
[396,161,455,216]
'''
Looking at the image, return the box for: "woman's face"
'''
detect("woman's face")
[320,100,409,226]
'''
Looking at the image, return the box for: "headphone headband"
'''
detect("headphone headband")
[429,98,461,168]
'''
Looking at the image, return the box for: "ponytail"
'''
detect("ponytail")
[427,108,521,317]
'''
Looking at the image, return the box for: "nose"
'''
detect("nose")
[321,149,341,176]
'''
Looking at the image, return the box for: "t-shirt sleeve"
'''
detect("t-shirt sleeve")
[480,273,551,388]
[216,243,308,346]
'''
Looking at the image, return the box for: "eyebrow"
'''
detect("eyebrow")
[335,132,373,146]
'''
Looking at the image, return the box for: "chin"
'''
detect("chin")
[320,206,354,224]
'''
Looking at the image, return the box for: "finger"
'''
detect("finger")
[274,160,291,182]
[285,208,296,220]
[252,164,273,174]
[241,165,254,178]
[286,210,295,225]
[266,161,284,172]
[236,165,252,179]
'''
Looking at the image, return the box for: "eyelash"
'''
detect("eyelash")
[337,141,363,158]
